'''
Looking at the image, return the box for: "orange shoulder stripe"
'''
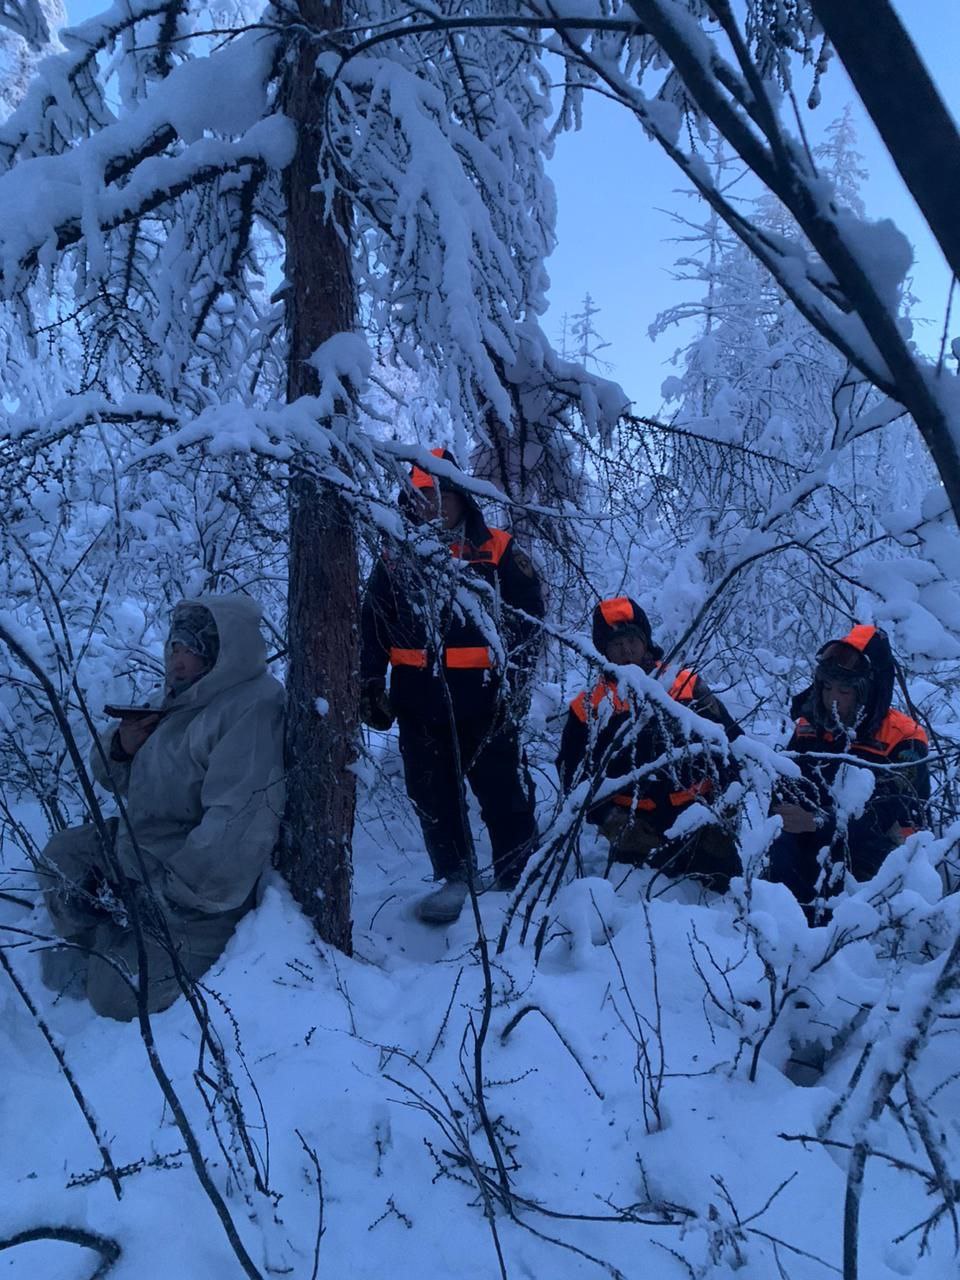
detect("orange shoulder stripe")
[570,679,630,722]
[668,668,698,702]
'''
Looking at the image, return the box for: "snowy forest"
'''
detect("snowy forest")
[3,2,960,1278]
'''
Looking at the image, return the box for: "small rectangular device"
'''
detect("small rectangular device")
[103,705,161,720]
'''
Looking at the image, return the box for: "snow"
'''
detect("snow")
[305,332,372,416]
[0,24,292,301]
[832,210,914,312]
[1,1,960,1275]
[0,0,49,49]
[4,771,960,1279]
[0,110,296,298]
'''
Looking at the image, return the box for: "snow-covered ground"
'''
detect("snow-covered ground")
[2,741,959,1280]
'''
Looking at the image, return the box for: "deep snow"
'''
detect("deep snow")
[3,731,959,1280]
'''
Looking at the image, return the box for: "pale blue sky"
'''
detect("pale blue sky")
[545,1,960,407]
[61,1,960,411]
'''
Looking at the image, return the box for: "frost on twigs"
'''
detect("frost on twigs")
[0,0,49,50]
[323,8,628,503]
[3,3,960,1275]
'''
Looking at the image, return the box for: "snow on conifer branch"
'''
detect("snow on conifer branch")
[0,0,49,49]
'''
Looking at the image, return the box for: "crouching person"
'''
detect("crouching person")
[767,624,929,923]
[39,595,285,1019]
[558,597,743,893]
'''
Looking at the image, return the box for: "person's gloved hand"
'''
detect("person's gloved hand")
[114,712,160,759]
[771,802,818,834]
[597,803,631,840]
[360,678,394,731]
[597,803,661,856]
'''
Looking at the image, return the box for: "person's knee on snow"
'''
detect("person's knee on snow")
[766,625,929,922]
[557,596,743,891]
[38,594,285,1017]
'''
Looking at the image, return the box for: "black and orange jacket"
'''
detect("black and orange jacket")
[777,624,930,879]
[557,666,742,833]
[360,506,544,721]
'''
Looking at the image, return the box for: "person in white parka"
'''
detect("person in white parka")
[39,595,285,1020]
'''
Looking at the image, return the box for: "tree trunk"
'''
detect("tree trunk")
[276,0,356,953]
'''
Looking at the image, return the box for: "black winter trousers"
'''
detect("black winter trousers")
[397,713,537,886]
[765,831,844,923]
[767,832,823,904]
[766,828,890,923]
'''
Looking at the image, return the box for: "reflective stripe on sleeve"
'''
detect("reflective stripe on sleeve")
[445,647,492,669]
[389,646,493,670]
[390,647,428,668]
[611,776,713,812]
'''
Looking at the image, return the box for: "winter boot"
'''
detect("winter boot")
[416,878,469,925]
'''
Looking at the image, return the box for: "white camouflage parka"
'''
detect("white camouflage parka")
[93,594,285,914]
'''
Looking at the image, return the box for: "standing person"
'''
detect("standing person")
[558,597,742,892]
[360,448,544,924]
[39,595,285,1018]
[767,624,929,922]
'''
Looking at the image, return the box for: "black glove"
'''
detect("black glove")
[360,678,394,731]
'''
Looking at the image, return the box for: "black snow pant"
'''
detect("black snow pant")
[765,831,843,924]
[397,712,537,887]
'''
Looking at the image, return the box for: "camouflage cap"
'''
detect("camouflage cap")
[167,603,220,668]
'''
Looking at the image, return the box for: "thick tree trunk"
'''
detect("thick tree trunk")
[276,0,356,953]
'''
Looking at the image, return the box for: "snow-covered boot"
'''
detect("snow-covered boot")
[416,878,469,925]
